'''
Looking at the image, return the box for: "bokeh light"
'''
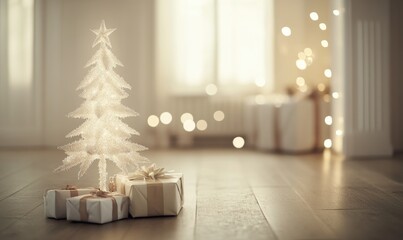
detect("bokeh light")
[299,85,308,92]
[324,116,333,125]
[205,84,218,96]
[310,12,319,21]
[319,23,327,30]
[321,40,329,48]
[332,92,340,99]
[160,112,172,125]
[196,120,208,131]
[324,69,332,78]
[317,83,326,92]
[233,137,245,149]
[296,59,307,70]
[296,77,305,87]
[181,113,194,124]
[304,48,313,56]
[147,115,159,127]
[183,120,196,132]
[213,110,225,122]
[324,139,332,148]
[298,52,306,59]
[333,10,340,16]
[281,27,292,37]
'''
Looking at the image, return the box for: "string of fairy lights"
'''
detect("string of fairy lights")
[280,8,342,150]
[146,6,342,150]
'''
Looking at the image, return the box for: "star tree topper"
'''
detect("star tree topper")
[91,20,115,48]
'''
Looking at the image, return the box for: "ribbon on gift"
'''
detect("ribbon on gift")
[78,189,119,222]
[128,174,184,217]
[54,185,79,211]
[127,164,183,216]
[108,177,116,192]
[307,87,330,149]
[128,163,174,181]
[64,185,78,190]
[285,85,330,150]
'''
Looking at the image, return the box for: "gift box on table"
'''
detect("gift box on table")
[44,185,94,219]
[66,190,129,224]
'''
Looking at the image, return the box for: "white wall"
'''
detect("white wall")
[332,0,393,157]
[42,0,155,147]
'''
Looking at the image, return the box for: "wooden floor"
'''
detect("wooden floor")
[0,148,403,240]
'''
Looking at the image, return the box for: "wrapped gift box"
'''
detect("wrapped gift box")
[255,95,289,151]
[44,186,94,219]
[256,102,277,150]
[279,98,315,152]
[66,191,129,224]
[124,173,184,218]
[252,91,329,153]
[114,174,129,194]
[244,97,259,147]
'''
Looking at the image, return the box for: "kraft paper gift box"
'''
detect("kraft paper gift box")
[66,191,129,224]
[44,186,95,219]
[124,173,184,218]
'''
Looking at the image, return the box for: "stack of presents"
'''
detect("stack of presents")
[44,164,183,224]
[244,86,331,152]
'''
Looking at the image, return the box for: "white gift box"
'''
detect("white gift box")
[244,97,259,147]
[66,192,129,224]
[115,174,128,195]
[255,95,289,150]
[256,103,277,150]
[279,98,315,152]
[253,92,328,152]
[44,187,94,219]
[123,173,184,218]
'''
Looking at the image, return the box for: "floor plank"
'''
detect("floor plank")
[253,187,335,239]
[317,209,403,239]
[195,157,276,240]
[196,188,276,240]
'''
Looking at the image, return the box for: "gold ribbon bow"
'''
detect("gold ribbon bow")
[64,185,77,190]
[128,163,173,180]
[90,188,110,197]
[79,189,119,222]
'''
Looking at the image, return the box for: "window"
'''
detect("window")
[156,0,273,95]
[0,0,35,128]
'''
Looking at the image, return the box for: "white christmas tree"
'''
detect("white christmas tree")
[56,20,148,191]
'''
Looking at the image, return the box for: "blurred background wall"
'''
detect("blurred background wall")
[0,0,402,155]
